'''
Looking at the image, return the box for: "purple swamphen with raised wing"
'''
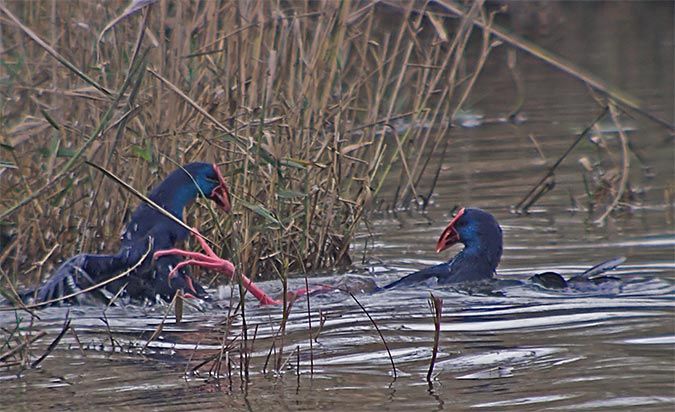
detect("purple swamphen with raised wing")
[20,162,231,306]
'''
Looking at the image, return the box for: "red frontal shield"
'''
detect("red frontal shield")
[210,164,231,213]
[435,208,465,253]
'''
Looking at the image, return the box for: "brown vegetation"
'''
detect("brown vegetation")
[0,1,491,290]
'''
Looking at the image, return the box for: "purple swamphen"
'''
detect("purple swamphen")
[21,162,231,306]
[384,207,623,290]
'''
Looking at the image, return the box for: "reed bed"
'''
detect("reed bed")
[1,0,493,289]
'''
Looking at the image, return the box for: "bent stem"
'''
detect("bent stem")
[348,292,397,380]
[427,293,443,383]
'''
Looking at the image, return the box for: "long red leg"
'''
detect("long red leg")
[155,228,339,305]
[153,228,283,304]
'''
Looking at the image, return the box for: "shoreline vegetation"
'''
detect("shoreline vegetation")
[1,1,670,297]
[0,1,495,292]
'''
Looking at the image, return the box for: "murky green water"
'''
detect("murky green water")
[1,3,674,411]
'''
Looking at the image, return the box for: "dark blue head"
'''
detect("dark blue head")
[436,208,503,270]
[149,162,231,218]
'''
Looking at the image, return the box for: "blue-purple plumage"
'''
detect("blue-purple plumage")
[21,162,229,306]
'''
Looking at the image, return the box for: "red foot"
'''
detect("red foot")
[154,228,334,305]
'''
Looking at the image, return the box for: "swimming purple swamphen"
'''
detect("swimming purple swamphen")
[384,208,502,288]
[21,162,231,306]
[384,207,623,290]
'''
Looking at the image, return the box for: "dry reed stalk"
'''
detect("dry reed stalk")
[0,329,46,366]
[592,102,631,225]
[140,289,182,353]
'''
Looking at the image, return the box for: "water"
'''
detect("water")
[2,271,673,411]
[1,3,674,411]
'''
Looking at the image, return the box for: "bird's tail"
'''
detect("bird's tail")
[571,256,626,281]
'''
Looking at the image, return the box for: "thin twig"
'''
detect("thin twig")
[515,106,609,213]
[146,68,246,146]
[0,3,112,97]
[0,331,46,363]
[30,313,71,368]
[348,292,397,379]
[141,290,180,353]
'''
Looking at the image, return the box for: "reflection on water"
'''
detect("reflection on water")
[2,3,674,412]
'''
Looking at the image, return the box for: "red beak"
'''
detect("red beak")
[435,208,465,253]
[209,164,231,213]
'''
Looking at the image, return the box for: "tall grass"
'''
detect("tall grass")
[0,1,490,288]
